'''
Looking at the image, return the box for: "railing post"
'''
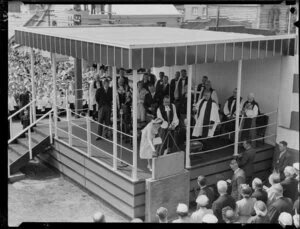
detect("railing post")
[67,107,72,147]
[49,110,53,144]
[28,105,33,160]
[51,53,58,138]
[30,48,36,123]
[86,116,91,157]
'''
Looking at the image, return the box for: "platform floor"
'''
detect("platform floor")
[43,118,273,181]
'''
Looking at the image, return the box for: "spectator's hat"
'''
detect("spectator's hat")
[196,195,209,207]
[241,184,252,197]
[278,212,293,226]
[202,214,218,223]
[156,207,168,219]
[176,203,188,213]
[272,183,283,194]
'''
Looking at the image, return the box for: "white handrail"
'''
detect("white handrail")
[8,109,53,144]
[8,99,37,121]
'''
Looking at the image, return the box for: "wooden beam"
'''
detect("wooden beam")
[234,60,242,156]
[74,58,83,115]
[112,66,117,170]
[186,65,192,168]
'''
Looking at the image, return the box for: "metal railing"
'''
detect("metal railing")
[54,104,135,181]
[189,110,278,156]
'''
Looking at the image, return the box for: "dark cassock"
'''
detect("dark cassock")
[223,95,244,133]
[241,95,260,141]
[144,90,160,120]
[192,96,220,138]
[156,102,179,155]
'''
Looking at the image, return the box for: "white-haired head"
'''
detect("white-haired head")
[217,180,228,195]
[248,92,255,102]
[284,166,296,178]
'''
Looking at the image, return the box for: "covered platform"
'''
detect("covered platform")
[14,25,296,220]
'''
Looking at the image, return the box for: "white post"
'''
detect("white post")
[67,107,72,147]
[132,69,138,181]
[86,116,91,157]
[112,66,118,170]
[288,5,291,34]
[234,60,243,156]
[185,65,192,168]
[49,111,53,144]
[30,48,36,123]
[51,53,58,138]
[28,105,33,160]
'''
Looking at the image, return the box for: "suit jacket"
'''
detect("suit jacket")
[231,168,246,201]
[177,77,188,101]
[144,92,160,116]
[95,87,112,108]
[251,188,268,204]
[272,150,293,180]
[198,186,216,209]
[237,147,256,179]
[267,197,293,224]
[281,177,298,202]
[212,193,236,223]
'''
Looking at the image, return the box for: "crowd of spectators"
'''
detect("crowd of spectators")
[93,156,299,225]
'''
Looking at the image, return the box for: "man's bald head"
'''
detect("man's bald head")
[217,180,228,194]
[248,93,255,102]
[93,212,105,222]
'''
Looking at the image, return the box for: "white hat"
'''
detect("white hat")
[176,203,188,213]
[202,214,218,223]
[278,212,293,226]
[196,195,209,207]
[293,162,299,171]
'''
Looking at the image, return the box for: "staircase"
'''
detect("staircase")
[8,126,51,176]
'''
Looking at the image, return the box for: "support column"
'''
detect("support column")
[234,60,243,156]
[74,58,82,115]
[51,53,58,138]
[132,69,138,181]
[185,65,192,169]
[30,48,36,123]
[112,66,118,170]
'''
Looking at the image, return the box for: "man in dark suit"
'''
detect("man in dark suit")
[281,166,298,202]
[155,72,165,98]
[197,176,216,209]
[95,79,112,140]
[267,184,293,224]
[251,177,268,204]
[237,140,256,185]
[229,159,246,201]
[272,141,293,181]
[212,180,236,223]
[170,71,180,103]
[177,69,188,126]
[144,84,160,120]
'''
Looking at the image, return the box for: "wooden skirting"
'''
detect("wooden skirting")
[37,136,275,219]
[37,138,146,220]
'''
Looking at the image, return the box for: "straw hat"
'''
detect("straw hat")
[254,201,267,217]
[278,212,293,226]
[176,203,188,213]
[202,214,218,223]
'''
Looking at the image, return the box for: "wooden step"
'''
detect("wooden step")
[8,147,23,164]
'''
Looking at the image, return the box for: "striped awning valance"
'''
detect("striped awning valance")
[14,27,296,70]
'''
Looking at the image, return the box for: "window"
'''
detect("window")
[192,7,198,16]
[202,6,207,16]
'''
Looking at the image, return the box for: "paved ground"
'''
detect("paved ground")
[8,160,128,226]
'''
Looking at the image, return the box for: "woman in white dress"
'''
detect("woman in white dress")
[140,118,163,171]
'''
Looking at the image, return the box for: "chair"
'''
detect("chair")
[255,114,269,146]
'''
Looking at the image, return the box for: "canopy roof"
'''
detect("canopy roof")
[15,26,296,69]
